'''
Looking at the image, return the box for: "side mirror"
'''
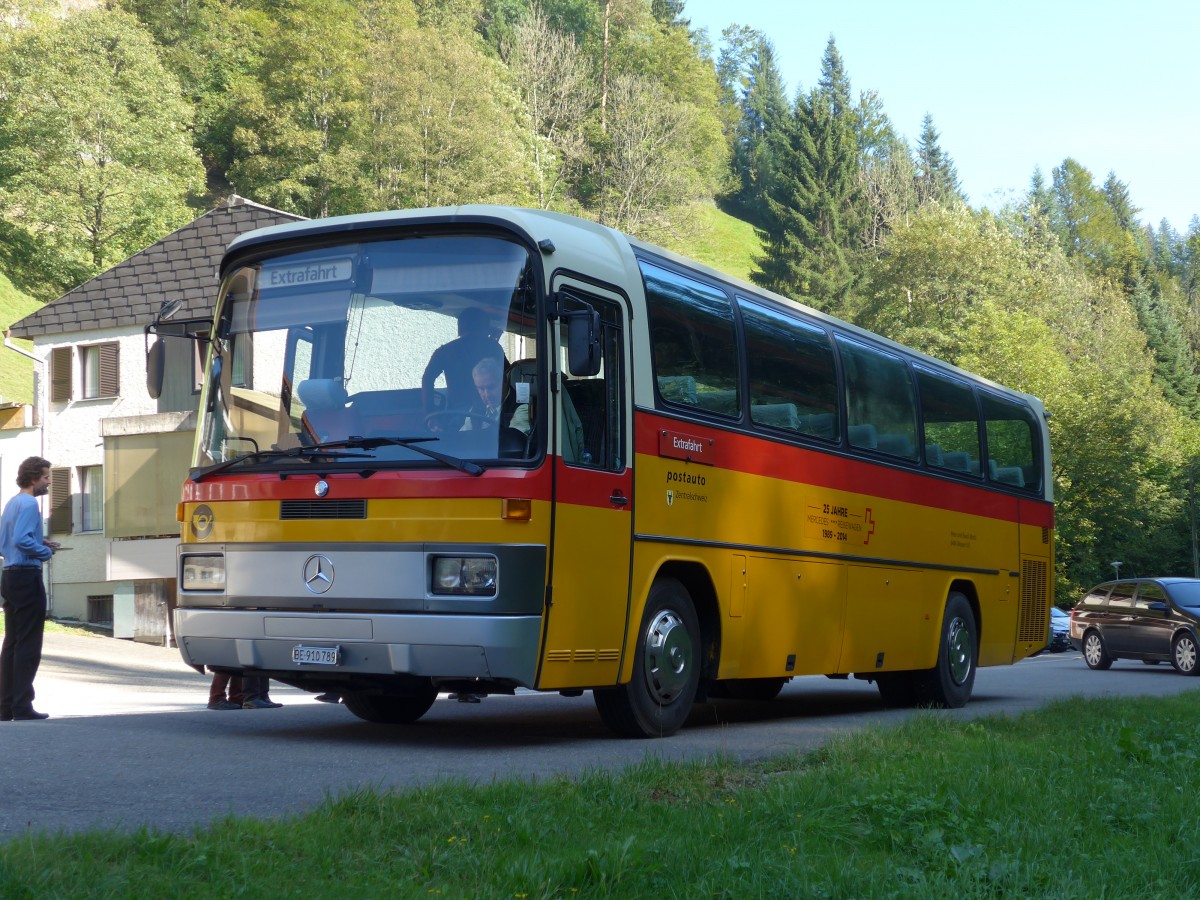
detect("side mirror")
[146,337,165,400]
[565,307,601,377]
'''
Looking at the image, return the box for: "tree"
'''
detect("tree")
[226,0,368,218]
[914,113,961,205]
[751,38,859,312]
[360,21,531,210]
[0,7,204,297]
[723,30,788,216]
[503,3,596,209]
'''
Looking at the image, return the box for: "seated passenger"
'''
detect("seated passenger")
[422,308,506,417]
[464,357,528,434]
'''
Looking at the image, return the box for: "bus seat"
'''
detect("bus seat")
[925,443,944,466]
[297,379,353,441]
[995,466,1025,487]
[941,451,970,472]
[876,433,915,458]
[797,412,836,439]
[657,375,697,405]
[847,423,878,449]
[751,402,800,431]
[695,389,738,415]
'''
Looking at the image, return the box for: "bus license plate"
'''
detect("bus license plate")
[292,644,340,666]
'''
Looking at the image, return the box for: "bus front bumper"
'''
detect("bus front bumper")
[174,608,543,687]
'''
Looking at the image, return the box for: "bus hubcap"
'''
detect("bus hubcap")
[946,616,973,685]
[643,609,692,704]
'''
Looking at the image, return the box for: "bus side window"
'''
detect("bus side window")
[740,298,838,441]
[981,392,1041,493]
[640,262,740,415]
[916,366,983,476]
[837,336,919,460]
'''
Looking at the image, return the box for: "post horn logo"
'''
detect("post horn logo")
[191,505,214,539]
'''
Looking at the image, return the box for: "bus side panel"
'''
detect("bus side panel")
[737,556,846,677]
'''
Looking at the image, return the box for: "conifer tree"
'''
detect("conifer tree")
[914,113,961,204]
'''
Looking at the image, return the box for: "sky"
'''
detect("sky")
[683,0,1200,234]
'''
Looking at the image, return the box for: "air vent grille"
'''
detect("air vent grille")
[280,499,367,520]
[1018,557,1050,643]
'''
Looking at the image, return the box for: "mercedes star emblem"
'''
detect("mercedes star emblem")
[314,480,329,497]
[302,554,335,594]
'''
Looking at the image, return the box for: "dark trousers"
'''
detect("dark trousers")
[209,671,244,705]
[0,567,47,716]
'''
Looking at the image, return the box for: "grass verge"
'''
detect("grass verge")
[0,618,108,637]
[2,692,1199,896]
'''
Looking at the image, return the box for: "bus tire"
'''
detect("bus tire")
[342,683,438,724]
[593,578,700,738]
[915,591,977,708]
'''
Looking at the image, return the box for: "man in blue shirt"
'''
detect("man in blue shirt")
[0,457,59,721]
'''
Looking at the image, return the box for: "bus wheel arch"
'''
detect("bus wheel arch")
[948,579,982,647]
[593,574,704,738]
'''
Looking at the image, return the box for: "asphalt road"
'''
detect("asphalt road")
[2,633,1197,842]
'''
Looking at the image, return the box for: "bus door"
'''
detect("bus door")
[536,281,634,689]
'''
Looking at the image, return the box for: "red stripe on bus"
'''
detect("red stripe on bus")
[637,414,1053,528]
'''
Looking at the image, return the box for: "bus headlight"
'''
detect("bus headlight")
[431,556,497,596]
[182,554,226,591]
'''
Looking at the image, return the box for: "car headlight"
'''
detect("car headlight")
[182,554,226,591]
[431,556,497,596]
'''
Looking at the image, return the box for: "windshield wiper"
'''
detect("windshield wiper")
[190,444,374,482]
[320,435,485,476]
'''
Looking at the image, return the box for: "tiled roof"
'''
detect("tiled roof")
[9,196,304,339]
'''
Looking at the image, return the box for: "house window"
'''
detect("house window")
[81,343,120,399]
[87,595,114,628]
[80,466,104,532]
[49,466,71,534]
[50,347,72,401]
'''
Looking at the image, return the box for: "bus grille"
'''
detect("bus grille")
[1018,558,1049,642]
[280,499,367,520]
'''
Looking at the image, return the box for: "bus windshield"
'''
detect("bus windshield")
[195,233,541,471]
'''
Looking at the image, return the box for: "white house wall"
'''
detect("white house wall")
[37,326,163,622]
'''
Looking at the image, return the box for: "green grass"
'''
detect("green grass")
[685,203,761,283]
[0,270,41,405]
[0,618,107,637]
[2,692,1198,896]
[649,203,761,284]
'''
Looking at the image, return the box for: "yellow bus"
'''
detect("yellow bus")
[169,206,1053,737]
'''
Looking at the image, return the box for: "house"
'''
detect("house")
[8,196,302,639]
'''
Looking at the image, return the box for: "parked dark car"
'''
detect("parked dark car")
[1068,578,1200,674]
[1048,607,1071,652]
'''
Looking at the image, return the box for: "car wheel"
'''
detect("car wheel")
[913,592,977,708]
[594,577,701,738]
[1083,630,1113,670]
[341,683,438,723]
[1171,633,1200,675]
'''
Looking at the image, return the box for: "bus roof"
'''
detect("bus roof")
[222,204,1046,416]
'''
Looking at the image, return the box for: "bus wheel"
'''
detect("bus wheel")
[915,592,977,708]
[342,683,438,724]
[593,578,700,738]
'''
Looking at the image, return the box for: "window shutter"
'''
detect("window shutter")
[48,466,72,534]
[99,343,120,397]
[50,348,72,402]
